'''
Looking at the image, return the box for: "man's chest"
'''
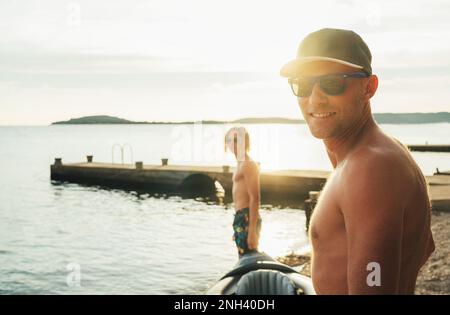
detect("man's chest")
[309,172,346,243]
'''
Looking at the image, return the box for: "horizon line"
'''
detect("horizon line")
[1,111,450,126]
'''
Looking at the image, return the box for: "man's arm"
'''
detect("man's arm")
[340,153,406,294]
[243,161,260,250]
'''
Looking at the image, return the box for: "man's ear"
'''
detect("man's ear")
[364,75,378,101]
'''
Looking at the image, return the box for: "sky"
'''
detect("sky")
[1,0,450,125]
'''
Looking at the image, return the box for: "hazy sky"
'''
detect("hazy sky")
[1,0,450,125]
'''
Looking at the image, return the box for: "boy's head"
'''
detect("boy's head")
[224,127,250,159]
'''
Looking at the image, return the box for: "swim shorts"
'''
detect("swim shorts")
[232,207,262,256]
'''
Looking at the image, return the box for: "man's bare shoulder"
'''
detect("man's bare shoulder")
[343,135,414,182]
[338,141,415,215]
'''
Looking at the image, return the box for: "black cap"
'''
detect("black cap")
[280,28,372,77]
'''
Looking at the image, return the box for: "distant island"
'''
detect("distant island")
[52,112,450,125]
[51,115,224,125]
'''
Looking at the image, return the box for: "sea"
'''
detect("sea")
[0,123,448,294]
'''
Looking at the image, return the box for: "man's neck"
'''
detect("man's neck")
[323,106,376,165]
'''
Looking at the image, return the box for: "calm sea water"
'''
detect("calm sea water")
[0,123,449,294]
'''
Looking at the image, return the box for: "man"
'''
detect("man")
[280,28,435,294]
[224,127,261,257]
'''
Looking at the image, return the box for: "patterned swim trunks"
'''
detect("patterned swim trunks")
[233,207,262,256]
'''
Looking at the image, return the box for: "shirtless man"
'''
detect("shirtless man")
[280,28,435,294]
[224,127,261,257]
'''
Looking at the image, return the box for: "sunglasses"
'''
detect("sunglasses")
[288,72,369,97]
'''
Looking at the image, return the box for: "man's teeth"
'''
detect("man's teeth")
[311,112,335,118]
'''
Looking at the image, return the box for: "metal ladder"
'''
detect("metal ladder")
[111,143,134,164]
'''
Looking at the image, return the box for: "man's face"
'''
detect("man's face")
[296,61,367,140]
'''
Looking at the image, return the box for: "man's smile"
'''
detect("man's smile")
[310,112,337,118]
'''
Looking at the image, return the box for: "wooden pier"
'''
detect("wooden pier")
[50,158,450,212]
[407,144,450,152]
[50,159,328,200]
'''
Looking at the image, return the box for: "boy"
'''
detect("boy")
[224,127,261,257]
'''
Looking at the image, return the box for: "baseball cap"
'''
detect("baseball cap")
[280,28,372,77]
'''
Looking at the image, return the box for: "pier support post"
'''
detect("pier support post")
[304,191,320,231]
[135,161,143,170]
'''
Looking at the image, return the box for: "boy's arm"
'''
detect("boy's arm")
[243,161,260,250]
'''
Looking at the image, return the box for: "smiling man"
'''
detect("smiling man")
[280,28,435,294]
